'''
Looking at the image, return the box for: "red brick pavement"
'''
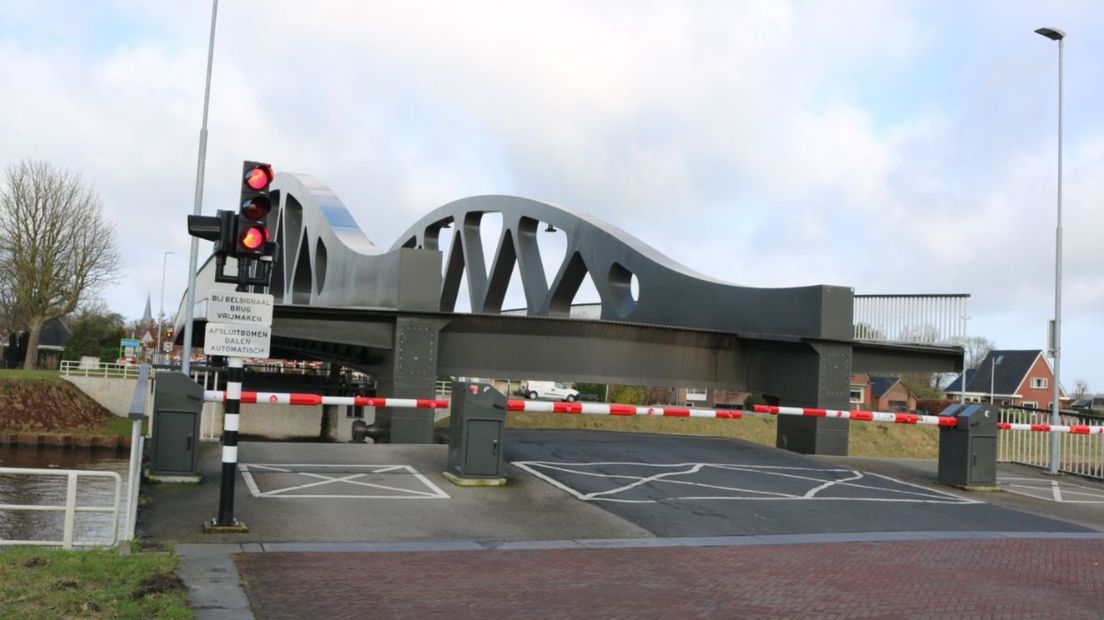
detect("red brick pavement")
[234,539,1104,619]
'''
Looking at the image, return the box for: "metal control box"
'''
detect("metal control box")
[149,372,203,476]
[937,403,999,487]
[446,381,507,481]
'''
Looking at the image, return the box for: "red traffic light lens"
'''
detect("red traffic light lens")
[244,166,273,190]
[240,226,268,251]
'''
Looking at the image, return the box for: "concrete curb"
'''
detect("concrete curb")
[175,544,254,620]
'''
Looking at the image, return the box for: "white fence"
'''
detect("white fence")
[999,407,1104,480]
[0,468,123,549]
[60,359,143,379]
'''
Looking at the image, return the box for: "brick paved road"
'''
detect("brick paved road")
[235,538,1104,619]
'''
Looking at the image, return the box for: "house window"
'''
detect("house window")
[850,385,864,403]
[685,388,708,402]
[1031,377,1048,389]
[1021,401,1038,409]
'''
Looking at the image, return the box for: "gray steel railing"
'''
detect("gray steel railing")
[853,294,969,345]
[0,468,122,549]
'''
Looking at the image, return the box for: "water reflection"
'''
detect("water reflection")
[0,445,131,546]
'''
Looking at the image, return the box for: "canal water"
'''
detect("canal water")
[0,445,133,546]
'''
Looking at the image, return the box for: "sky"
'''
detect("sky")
[0,1,1101,390]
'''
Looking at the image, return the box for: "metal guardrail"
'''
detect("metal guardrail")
[0,468,122,549]
[60,359,142,379]
[853,294,969,346]
[999,407,1104,479]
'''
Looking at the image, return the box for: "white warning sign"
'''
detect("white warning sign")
[207,290,274,326]
[203,323,271,358]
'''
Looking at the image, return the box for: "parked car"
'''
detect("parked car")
[521,380,580,402]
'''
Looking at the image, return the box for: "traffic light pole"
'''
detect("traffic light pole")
[196,160,276,533]
[216,354,243,528]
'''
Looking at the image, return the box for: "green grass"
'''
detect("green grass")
[441,411,941,459]
[98,416,143,438]
[0,546,191,619]
[0,369,63,382]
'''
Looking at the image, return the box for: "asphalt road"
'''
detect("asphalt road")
[142,429,1096,545]
[504,430,1093,537]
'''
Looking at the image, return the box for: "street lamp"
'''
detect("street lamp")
[182,0,220,376]
[156,251,174,366]
[1036,26,1064,475]
[990,354,1003,404]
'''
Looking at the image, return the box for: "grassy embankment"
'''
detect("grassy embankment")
[476,409,940,459]
[0,369,133,438]
[0,546,191,618]
[0,372,189,617]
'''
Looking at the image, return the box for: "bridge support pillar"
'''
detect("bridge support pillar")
[773,341,852,456]
[375,318,445,444]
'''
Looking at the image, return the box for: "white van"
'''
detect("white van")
[521,380,580,402]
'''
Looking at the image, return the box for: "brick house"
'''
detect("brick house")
[849,374,917,412]
[674,387,751,408]
[943,350,1066,409]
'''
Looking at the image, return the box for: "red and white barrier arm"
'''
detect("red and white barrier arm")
[752,404,958,427]
[201,390,1104,434]
[506,400,744,419]
[997,422,1104,435]
[203,391,449,409]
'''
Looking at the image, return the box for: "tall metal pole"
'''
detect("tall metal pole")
[156,251,173,365]
[1049,34,1065,475]
[1035,27,1065,474]
[182,0,219,376]
[990,358,995,404]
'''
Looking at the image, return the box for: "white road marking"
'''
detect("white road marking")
[802,470,865,498]
[998,476,1104,504]
[511,461,978,504]
[238,463,450,499]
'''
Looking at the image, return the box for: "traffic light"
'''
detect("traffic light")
[187,210,236,256]
[186,160,279,288]
[237,161,274,258]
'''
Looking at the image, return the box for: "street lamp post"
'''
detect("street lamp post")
[182,0,219,376]
[156,251,174,365]
[1036,26,1065,475]
[990,354,1003,405]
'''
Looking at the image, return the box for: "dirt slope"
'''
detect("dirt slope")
[0,376,118,433]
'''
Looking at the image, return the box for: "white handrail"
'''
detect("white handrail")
[60,359,142,379]
[0,468,123,549]
[998,407,1104,480]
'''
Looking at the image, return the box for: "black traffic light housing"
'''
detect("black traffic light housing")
[236,161,274,259]
[185,160,280,290]
[186,210,236,256]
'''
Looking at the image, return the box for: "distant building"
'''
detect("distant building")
[0,318,70,369]
[944,350,1066,410]
[849,374,917,412]
[1071,396,1104,412]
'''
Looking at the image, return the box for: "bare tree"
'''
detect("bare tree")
[959,336,995,369]
[1073,379,1090,401]
[0,160,120,369]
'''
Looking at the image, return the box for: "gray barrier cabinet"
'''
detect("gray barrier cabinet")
[937,403,998,488]
[149,372,203,477]
[445,381,507,485]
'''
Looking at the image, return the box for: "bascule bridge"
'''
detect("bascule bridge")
[179,171,964,455]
